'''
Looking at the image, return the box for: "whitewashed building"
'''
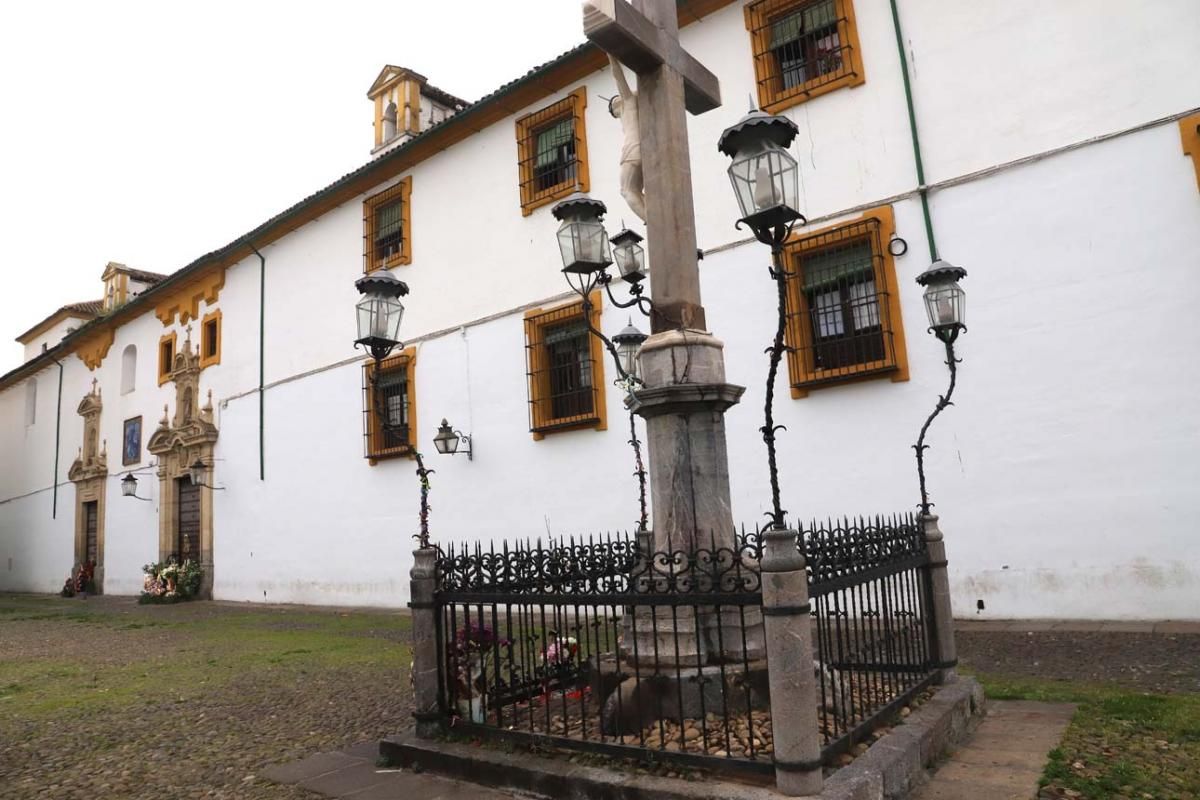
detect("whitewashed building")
[2,0,1198,619]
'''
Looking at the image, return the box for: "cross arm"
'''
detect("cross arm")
[584,0,721,114]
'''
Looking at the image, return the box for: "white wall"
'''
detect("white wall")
[2,0,1198,617]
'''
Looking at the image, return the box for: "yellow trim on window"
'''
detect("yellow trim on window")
[744,0,865,114]
[1180,113,1200,193]
[515,86,590,216]
[363,176,413,273]
[157,332,177,386]
[363,347,418,463]
[523,291,607,439]
[199,309,222,369]
[782,205,909,398]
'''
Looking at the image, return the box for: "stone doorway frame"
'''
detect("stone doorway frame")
[68,381,107,593]
[146,333,218,599]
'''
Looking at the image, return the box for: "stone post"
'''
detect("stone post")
[761,526,823,797]
[630,330,753,664]
[921,513,958,684]
[409,547,442,738]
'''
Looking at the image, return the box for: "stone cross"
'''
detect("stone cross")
[585,1,754,667]
[584,0,720,332]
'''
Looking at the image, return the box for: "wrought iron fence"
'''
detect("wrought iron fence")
[428,514,936,773]
[803,514,936,760]
[434,530,774,776]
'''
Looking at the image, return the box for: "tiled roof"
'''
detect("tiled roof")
[15,300,103,343]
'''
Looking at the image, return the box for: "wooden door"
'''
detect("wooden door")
[177,479,201,563]
[83,501,98,564]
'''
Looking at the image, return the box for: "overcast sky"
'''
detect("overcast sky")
[0,1,584,372]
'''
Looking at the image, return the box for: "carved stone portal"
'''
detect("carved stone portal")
[68,379,108,592]
[147,333,218,599]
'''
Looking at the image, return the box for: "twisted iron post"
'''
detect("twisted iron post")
[413,449,433,550]
[762,244,791,529]
[628,408,648,531]
[914,337,960,515]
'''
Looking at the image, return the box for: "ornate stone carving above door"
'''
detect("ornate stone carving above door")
[147,332,219,599]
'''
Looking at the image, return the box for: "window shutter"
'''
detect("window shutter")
[535,119,574,168]
[801,241,874,292]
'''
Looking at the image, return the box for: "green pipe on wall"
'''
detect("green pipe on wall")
[889,0,939,263]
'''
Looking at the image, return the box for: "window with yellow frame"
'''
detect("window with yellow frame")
[523,294,607,438]
[157,332,177,386]
[362,347,417,462]
[744,0,865,114]
[363,176,412,273]
[515,87,590,216]
[782,207,909,397]
[199,309,221,368]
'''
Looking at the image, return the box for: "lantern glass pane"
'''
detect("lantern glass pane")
[727,144,800,219]
[923,282,966,329]
[356,294,404,343]
[557,219,611,273]
[122,475,136,496]
[614,241,645,282]
[618,340,640,380]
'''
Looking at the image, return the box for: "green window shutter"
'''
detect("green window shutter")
[535,119,574,168]
[375,200,403,241]
[770,0,837,48]
[801,240,874,292]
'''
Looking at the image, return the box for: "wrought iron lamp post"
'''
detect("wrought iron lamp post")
[433,419,473,461]
[352,272,435,549]
[912,261,968,516]
[613,319,649,531]
[551,194,642,387]
[718,108,806,529]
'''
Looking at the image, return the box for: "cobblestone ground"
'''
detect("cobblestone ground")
[0,594,411,800]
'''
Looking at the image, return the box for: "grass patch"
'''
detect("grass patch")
[0,598,410,720]
[975,673,1200,799]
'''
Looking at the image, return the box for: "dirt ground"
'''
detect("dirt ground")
[3,594,1197,800]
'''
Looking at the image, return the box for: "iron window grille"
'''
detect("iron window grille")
[744,0,864,113]
[783,211,909,393]
[363,176,413,272]
[524,296,607,437]
[515,87,590,216]
[362,349,417,460]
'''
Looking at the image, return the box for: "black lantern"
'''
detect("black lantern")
[433,419,473,460]
[915,261,967,343]
[121,472,137,497]
[552,194,612,289]
[354,272,410,362]
[610,228,646,284]
[612,319,648,383]
[189,459,207,486]
[717,108,803,238]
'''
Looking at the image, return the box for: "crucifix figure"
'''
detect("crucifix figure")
[584,0,760,675]
[607,55,646,223]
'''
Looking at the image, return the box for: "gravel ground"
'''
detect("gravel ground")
[957,630,1200,694]
[3,595,1197,800]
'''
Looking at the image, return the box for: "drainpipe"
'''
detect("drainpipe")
[889,0,939,262]
[247,241,266,481]
[49,354,64,519]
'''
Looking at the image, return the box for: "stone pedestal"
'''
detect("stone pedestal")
[409,547,441,738]
[921,513,958,684]
[630,330,755,665]
[761,526,823,797]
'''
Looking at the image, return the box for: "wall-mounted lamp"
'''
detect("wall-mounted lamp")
[432,419,473,461]
[121,472,152,501]
[189,459,225,490]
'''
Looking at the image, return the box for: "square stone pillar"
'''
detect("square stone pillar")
[761,526,823,796]
[409,547,442,738]
[921,514,958,684]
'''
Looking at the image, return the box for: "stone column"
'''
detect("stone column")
[921,514,958,684]
[409,547,442,738]
[761,526,823,797]
[631,330,752,664]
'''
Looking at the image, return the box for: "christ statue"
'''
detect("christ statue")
[608,55,646,222]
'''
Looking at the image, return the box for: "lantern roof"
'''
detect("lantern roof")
[717,108,800,157]
[355,272,410,298]
[915,260,968,286]
[612,319,648,347]
[611,228,644,246]
[551,193,607,221]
